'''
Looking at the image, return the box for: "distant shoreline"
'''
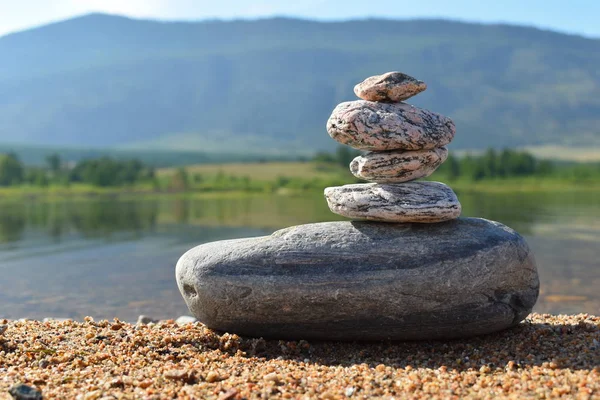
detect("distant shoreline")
[0,179,599,201]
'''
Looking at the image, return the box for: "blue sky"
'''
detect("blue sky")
[1,0,599,38]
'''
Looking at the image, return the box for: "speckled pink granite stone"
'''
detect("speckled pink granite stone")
[350,147,448,183]
[354,71,427,102]
[327,100,455,151]
[324,181,461,223]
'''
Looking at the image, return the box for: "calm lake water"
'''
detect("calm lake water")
[0,190,599,321]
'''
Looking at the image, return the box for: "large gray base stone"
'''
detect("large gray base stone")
[176,218,539,341]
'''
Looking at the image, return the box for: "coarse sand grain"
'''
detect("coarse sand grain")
[0,313,598,399]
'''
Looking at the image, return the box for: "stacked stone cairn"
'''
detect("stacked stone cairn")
[325,72,460,223]
[176,72,540,342]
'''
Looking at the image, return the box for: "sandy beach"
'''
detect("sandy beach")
[1,313,598,399]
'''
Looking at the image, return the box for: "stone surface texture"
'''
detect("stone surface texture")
[326,100,455,151]
[354,71,427,102]
[350,147,448,183]
[176,218,539,341]
[324,181,461,223]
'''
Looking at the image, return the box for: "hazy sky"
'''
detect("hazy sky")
[1,0,599,38]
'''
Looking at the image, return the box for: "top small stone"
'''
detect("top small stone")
[354,71,426,102]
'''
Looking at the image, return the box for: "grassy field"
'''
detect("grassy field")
[522,145,600,162]
[0,183,158,200]
[159,161,600,193]
[454,145,600,162]
[0,161,598,200]
[157,161,349,180]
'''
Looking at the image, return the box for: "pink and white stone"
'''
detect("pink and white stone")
[326,100,455,151]
[350,147,448,183]
[324,181,461,223]
[354,71,427,102]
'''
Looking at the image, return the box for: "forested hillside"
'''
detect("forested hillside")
[0,14,599,155]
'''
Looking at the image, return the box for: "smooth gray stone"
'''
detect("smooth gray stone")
[326,100,455,151]
[136,315,158,325]
[176,218,539,341]
[325,181,461,223]
[8,384,42,400]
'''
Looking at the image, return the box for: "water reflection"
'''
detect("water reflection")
[0,199,160,245]
[459,192,541,234]
[3,192,582,243]
[0,206,26,243]
[0,191,598,319]
[68,200,158,238]
[162,194,341,229]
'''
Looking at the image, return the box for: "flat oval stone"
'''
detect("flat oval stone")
[324,181,461,223]
[354,71,427,102]
[326,100,455,151]
[350,147,448,183]
[175,218,539,341]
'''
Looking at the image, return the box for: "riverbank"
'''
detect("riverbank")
[1,178,599,201]
[0,313,598,399]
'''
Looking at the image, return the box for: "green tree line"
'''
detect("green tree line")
[0,153,156,187]
[435,148,600,182]
[313,146,600,183]
[0,148,598,192]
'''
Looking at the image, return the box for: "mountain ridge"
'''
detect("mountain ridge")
[0,13,599,154]
[5,13,598,41]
